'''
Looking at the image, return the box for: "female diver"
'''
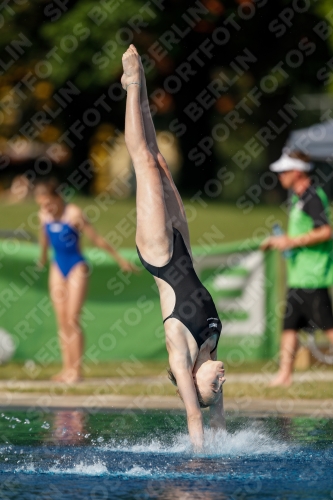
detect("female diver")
[121,45,226,449]
[35,180,136,383]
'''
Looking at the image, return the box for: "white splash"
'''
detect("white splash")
[104,426,289,457]
[105,432,190,455]
[14,463,36,473]
[50,460,108,476]
[202,427,289,456]
[126,466,152,476]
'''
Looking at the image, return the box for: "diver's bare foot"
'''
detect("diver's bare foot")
[121,45,141,90]
[268,373,292,387]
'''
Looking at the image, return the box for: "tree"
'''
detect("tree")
[1,0,332,199]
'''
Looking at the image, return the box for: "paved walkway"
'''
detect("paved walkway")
[0,370,333,390]
[0,371,332,416]
[0,370,332,390]
[0,392,332,417]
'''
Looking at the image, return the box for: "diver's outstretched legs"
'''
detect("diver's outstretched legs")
[138,59,191,255]
[122,45,172,267]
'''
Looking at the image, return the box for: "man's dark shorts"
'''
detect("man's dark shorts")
[283,288,333,332]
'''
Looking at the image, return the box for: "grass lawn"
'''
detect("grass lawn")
[0,360,273,381]
[222,382,333,400]
[3,379,333,401]
[0,360,332,400]
[1,197,289,247]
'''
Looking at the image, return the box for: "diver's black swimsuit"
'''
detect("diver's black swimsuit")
[137,228,222,352]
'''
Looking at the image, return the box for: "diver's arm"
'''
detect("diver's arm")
[209,391,226,431]
[209,341,226,430]
[169,357,204,451]
[187,410,204,452]
[179,373,204,451]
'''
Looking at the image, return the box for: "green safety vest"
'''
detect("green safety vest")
[287,186,333,289]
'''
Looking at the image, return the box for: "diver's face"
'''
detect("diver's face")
[195,360,225,406]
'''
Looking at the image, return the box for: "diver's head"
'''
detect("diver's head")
[34,179,64,217]
[194,360,225,406]
[167,360,225,408]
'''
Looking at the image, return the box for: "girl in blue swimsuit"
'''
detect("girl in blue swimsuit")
[35,180,136,383]
[122,46,225,450]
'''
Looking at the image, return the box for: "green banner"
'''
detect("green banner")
[0,239,279,365]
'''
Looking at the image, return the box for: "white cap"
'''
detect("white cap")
[269,153,313,173]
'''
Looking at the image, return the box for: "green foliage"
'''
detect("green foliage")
[1,1,333,197]
[313,0,333,92]
[40,0,153,88]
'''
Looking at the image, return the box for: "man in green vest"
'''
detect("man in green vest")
[262,151,333,386]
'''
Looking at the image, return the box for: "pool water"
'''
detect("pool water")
[0,409,332,499]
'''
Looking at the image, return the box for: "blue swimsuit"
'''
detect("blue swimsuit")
[45,221,85,278]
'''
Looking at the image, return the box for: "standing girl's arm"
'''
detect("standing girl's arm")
[77,212,138,273]
[38,216,49,268]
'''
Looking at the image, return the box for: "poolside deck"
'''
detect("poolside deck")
[0,372,332,417]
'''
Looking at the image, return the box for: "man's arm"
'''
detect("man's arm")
[261,191,332,251]
[289,225,332,247]
[262,225,332,251]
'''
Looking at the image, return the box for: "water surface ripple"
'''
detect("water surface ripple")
[0,410,332,499]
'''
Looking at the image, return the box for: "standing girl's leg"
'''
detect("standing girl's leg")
[63,262,89,383]
[49,263,71,381]
[122,46,172,266]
